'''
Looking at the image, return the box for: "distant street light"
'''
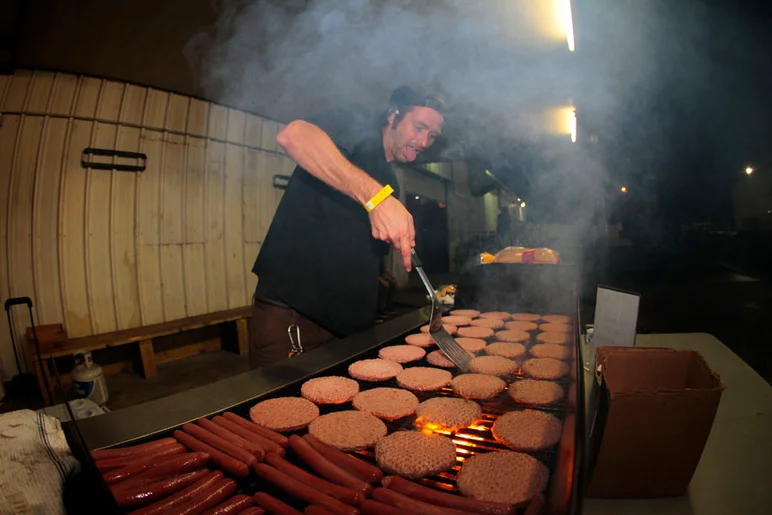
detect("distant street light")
[620,186,628,193]
[745,166,754,175]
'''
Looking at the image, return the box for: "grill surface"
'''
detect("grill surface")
[74,320,580,515]
[316,328,574,510]
[221,321,579,514]
[71,264,582,515]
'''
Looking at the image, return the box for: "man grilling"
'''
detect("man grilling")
[248,86,446,368]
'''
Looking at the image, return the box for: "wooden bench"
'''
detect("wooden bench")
[27,306,252,405]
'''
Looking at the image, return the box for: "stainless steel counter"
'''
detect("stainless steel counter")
[75,308,430,450]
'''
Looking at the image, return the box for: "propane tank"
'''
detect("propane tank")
[72,350,109,406]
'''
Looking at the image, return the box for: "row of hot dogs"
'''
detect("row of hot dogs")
[91,411,537,515]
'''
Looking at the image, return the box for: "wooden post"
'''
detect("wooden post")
[138,339,157,379]
[236,318,249,357]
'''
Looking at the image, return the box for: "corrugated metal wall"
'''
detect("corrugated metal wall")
[0,70,294,379]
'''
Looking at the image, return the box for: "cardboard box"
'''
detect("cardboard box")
[586,347,725,498]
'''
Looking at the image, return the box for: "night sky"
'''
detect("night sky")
[579,0,772,226]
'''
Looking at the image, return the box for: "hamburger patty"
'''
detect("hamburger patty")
[484,342,527,360]
[522,358,570,379]
[456,451,549,505]
[478,311,511,320]
[441,315,473,326]
[542,314,571,324]
[352,387,419,421]
[301,376,359,404]
[420,324,458,335]
[426,349,474,368]
[378,345,427,363]
[538,322,570,333]
[451,373,506,400]
[509,379,564,406]
[492,409,563,451]
[249,397,320,432]
[504,321,539,332]
[414,397,483,432]
[457,326,495,339]
[536,331,570,345]
[405,333,436,348]
[375,431,457,480]
[450,309,481,318]
[510,313,541,322]
[469,318,505,329]
[396,367,453,392]
[307,410,387,451]
[455,337,488,353]
[348,359,403,382]
[529,343,571,360]
[469,355,519,377]
[494,329,531,343]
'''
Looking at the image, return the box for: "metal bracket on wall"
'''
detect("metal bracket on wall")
[273,174,291,190]
[81,148,147,172]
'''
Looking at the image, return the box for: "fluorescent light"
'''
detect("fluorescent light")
[570,109,577,143]
[563,0,575,52]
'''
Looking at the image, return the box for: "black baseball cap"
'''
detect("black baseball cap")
[388,85,447,114]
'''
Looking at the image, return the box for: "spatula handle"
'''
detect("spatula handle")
[411,248,436,300]
[410,247,423,268]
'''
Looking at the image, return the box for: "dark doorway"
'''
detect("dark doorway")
[406,193,450,274]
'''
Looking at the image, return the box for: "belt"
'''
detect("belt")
[254,295,291,310]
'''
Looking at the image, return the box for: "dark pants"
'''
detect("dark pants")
[248,296,337,369]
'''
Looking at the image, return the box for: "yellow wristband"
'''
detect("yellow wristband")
[364,184,394,212]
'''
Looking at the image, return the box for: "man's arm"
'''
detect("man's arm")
[276,120,416,271]
[276,120,382,205]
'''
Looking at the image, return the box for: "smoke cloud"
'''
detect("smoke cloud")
[184,0,765,250]
[181,0,658,262]
[186,0,604,159]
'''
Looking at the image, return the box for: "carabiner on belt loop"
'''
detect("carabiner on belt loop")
[287,324,303,357]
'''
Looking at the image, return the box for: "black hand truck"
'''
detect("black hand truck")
[4,296,54,407]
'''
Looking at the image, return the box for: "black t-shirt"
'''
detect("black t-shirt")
[252,105,400,337]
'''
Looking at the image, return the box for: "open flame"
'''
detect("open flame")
[415,417,486,459]
[415,418,453,435]
[455,433,485,441]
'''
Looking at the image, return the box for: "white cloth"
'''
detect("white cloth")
[0,410,80,515]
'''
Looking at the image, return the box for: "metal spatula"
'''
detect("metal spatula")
[411,248,472,372]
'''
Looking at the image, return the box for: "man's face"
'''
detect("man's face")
[384,106,444,163]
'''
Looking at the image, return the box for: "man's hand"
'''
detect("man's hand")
[369,196,416,271]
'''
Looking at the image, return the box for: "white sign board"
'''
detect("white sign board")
[588,285,640,372]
